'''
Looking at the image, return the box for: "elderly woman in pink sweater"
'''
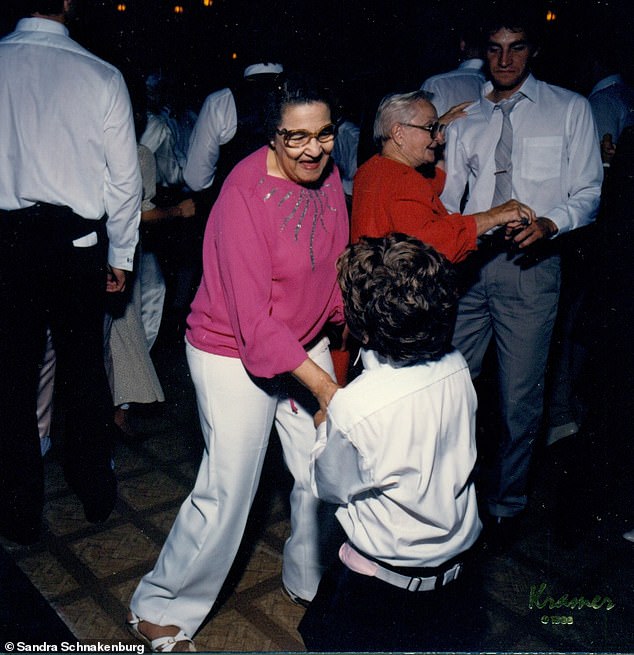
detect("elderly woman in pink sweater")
[127,73,349,652]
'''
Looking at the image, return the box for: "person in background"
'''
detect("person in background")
[421,21,486,116]
[0,0,141,544]
[106,83,196,437]
[184,60,284,209]
[142,71,198,193]
[351,90,535,264]
[331,84,363,212]
[441,2,602,545]
[299,233,485,652]
[586,46,634,166]
[331,118,360,211]
[545,42,634,448]
[140,71,200,340]
[127,73,348,652]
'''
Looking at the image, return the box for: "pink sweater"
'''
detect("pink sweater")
[186,147,349,379]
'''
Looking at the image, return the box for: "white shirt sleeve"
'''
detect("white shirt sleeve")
[310,415,373,505]
[103,74,141,270]
[140,113,168,153]
[183,88,238,191]
[545,95,603,234]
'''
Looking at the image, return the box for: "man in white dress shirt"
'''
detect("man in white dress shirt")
[0,0,141,544]
[586,49,634,165]
[184,61,283,199]
[421,24,486,116]
[441,4,602,542]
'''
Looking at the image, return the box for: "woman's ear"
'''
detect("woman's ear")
[390,123,402,147]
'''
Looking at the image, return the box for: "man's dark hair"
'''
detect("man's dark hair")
[337,233,458,365]
[481,1,543,47]
[26,0,65,15]
[263,72,338,141]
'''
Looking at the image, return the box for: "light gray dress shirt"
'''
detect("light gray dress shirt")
[0,17,141,270]
[442,74,603,235]
[331,120,360,196]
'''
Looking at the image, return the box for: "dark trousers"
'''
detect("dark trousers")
[0,204,115,539]
[299,556,487,652]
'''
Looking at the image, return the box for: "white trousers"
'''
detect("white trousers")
[131,336,337,636]
[139,251,166,351]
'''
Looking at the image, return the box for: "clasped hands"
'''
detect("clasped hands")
[493,199,558,248]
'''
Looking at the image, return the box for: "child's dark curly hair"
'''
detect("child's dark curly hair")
[337,233,458,365]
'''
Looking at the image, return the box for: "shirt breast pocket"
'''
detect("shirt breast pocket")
[520,136,563,182]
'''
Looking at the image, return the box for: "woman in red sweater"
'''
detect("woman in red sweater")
[351,90,534,263]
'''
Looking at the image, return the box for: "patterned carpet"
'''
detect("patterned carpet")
[1,336,633,653]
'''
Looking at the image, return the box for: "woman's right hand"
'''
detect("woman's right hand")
[292,357,340,413]
[474,199,537,236]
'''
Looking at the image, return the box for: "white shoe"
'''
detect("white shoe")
[127,611,195,652]
[623,529,634,543]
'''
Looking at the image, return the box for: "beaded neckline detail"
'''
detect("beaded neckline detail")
[261,179,338,270]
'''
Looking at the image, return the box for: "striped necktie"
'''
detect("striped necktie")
[492,94,523,205]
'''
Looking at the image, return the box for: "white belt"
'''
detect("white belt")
[373,560,463,592]
[348,543,463,592]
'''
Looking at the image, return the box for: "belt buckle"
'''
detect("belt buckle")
[406,576,423,592]
[435,562,462,590]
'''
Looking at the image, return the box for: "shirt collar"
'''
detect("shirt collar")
[360,348,413,370]
[458,58,485,71]
[481,73,537,120]
[589,74,624,97]
[16,16,69,38]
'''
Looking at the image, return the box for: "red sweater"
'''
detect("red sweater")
[351,155,477,263]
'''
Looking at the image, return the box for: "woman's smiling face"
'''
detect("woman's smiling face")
[270,102,335,185]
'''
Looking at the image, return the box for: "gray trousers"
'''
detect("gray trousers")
[452,249,561,517]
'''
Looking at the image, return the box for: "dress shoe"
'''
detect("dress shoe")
[0,497,43,545]
[65,464,117,523]
[114,406,136,437]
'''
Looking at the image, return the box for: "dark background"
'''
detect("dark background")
[3,0,634,115]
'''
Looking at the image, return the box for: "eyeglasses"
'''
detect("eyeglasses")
[400,121,445,140]
[275,123,337,148]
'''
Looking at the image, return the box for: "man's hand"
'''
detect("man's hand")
[601,133,616,166]
[177,198,196,218]
[106,265,127,293]
[506,216,558,249]
[474,199,537,236]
